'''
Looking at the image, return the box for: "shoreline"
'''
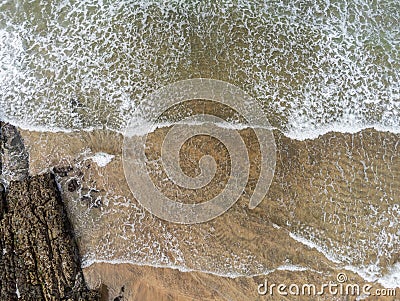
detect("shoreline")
[2,115,400,142]
[81,257,400,289]
[83,261,398,301]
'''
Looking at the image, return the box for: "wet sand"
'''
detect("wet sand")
[19,127,400,300]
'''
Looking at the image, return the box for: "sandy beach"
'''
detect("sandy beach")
[17,126,400,300]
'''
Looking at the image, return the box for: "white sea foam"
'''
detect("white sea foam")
[88,152,115,167]
[343,263,400,289]
[285,122,400,141]
[82,253,400,288]
[0,0,398,139]
[289,232,342,264]
[0,29,24,84]
[379,263,400,288]
[82,257,315,279]
[351,263,400,288]
[4,113,397,142]
[276,264,308,272]
[124,117,275,137]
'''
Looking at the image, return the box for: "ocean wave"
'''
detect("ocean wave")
[0,0,398,138]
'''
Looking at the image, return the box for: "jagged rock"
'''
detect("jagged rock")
[0,173,99,301]
[53,166,73,178]
[67,178,80,192]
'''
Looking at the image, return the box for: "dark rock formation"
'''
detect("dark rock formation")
[0,173,100,301]
[0,123,99,300]
[53,166,73,178]
[67,178,80,192]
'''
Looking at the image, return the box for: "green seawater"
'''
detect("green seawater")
[0,0,398,137]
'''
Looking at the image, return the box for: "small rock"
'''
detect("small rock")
[91,197,102,208]
[80,195,91,204]
[67,178,80,192]
[80,193,102,209]
[53,166,73,177]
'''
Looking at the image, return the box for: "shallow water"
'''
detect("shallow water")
[19,126,400,289]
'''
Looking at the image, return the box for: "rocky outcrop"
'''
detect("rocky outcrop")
[0,123,99,301]
[0,173,100,301]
